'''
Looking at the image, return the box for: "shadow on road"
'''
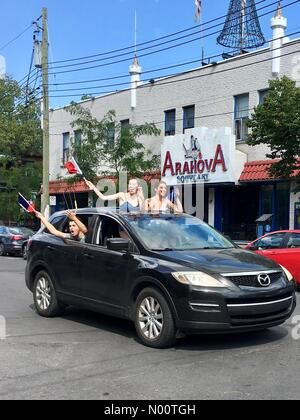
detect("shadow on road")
[40,305,290,351]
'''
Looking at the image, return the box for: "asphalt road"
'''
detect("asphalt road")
[0,257,299,400]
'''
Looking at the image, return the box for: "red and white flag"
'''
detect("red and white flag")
[65,157,83,176]
[195,0,202,23]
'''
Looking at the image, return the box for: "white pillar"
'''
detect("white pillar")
[129,56,142,109]
[270,6,287,76]
[208,188,215,227]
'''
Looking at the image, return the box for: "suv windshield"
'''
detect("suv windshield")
[125,214,235,251]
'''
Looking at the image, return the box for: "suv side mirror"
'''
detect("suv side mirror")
[107,238,130,252]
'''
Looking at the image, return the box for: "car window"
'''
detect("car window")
[9,227,23,235]
[94,216,135,250]
[287,233,300,248]
[43,216,67,234]
[0,227,7,234]
[125,214,234,251]
[18,227,34,236]
[256,233,286,250]
[43,213,92,244]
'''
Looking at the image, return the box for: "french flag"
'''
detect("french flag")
[18,193,36,213]
[65,157,83,177]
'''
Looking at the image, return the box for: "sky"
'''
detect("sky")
[0,0,299,108]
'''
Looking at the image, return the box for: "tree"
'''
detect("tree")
[247,76,300,189]
[66,103,161,181]
[0,77,42,224]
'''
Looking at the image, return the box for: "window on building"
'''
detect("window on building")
[74,130,82,149]
[120,119,130,132]
[165,109,176,136]
[234,94,249,141]
[73,130,82,160]
[107,123,115,147]
[259,89,270,104]
[62,132,70,164]
[183,105,195,133]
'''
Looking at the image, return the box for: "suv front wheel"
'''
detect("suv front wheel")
[33,271,63,318]
[134,287,176,348]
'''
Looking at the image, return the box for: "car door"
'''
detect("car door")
[278,233,300,283]
[255,232,289,265]
[42,216,82,296]
[79,215,140,316]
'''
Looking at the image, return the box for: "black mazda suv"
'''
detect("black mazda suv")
[25,209,297,348]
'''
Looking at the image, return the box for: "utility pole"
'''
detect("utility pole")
[41,7,49,215]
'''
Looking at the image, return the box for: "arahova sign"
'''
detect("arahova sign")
[161,127,246,185]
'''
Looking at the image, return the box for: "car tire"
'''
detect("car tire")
[0,243,5,256]
[33,271,63,318]
[134,287,176,348]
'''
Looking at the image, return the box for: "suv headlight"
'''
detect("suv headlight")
[172,272,227,288]
[279,265,294,282]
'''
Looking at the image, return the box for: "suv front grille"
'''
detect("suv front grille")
[224,271,283,288]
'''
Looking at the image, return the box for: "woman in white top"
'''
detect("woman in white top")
[85,178,144,212]
[144,180,183,213]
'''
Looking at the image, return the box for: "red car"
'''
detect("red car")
[246,230,300,286]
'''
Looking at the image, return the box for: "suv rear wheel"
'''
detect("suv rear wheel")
[135,287,176,348]
[33,271,63,317]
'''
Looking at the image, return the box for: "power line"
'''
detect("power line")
[46,29,300,93]
[0,23,33,52]
[47,0,277,71]
[16,0,297,92]
[46,41,300,98]
[48,0,270,65]
[45,0,300,77]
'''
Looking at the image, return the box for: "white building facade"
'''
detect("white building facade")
[49,9,300,240]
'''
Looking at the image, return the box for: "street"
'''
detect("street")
[0,257,299,400]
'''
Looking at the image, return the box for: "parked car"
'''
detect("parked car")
[25,209,296,348]
[245,230,300,287]
[0,226,34,257]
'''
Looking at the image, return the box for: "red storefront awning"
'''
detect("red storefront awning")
[49,180,91,194]
[48,172,161,195]
[239,160,281,182]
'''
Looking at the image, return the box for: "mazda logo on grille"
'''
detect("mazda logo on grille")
[258,273,271,287]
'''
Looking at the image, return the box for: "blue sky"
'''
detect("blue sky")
[0,0,299,108]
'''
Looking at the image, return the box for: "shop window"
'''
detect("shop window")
[165,109,176,136]
[234,94,249,141]
[276,183,290,230]
[62,132,70,165]
[183,105,195,133]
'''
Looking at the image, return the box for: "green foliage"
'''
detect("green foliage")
[0,160,41,224]
[0,77,42,158]
[66,103,161,182]
[247,76,300,189]
[0,77,42,223]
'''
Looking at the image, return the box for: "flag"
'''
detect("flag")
[65,157,83,176]
[195,0,202,23]
[18,193,36,213]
